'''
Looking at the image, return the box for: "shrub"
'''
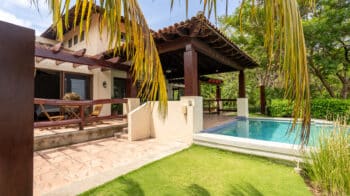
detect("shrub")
[268,99,350,120]
[304,123,350,195]
[268,99,293,117]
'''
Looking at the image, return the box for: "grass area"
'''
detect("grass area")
[81,145,311,196]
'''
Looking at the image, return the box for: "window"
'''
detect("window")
[64,73,91,100]
[113,78,126,98]
[68,39,72,48]
[35,70,60,99]
[80,31,85,42]
[73,35,78,45]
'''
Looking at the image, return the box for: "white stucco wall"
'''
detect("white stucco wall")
[35,15,128,116]
[35,58,112,116]
[128,96,203,144]
[61,14,125,56]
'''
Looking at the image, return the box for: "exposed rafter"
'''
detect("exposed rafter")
[35,57,44,64]
[73,48,86,57]
[55,60,64,65]
[50,42,63,53]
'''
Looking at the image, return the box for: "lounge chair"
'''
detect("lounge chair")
[90,104,103,117]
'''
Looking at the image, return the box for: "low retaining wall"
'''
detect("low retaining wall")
[128,96,203,144]
[34,123,127,151]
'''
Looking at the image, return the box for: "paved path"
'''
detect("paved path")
[34,137,188,196]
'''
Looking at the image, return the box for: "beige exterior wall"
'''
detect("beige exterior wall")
[62,14,125,56]
[35,15,128,116]
[128,96,203,144]
[35,58,113,116]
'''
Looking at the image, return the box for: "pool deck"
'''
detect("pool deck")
[203,113,235,129]
[195,117,319,163]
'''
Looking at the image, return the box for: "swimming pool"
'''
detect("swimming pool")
[203,118,333,146]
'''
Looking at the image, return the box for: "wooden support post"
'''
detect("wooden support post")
[0,22,34,195]
[238,70,246,98]
[79,105,85,130]
[126,72,137,98]
[260,85,266,114]
[184,44,199,96]
[216,85,221,115]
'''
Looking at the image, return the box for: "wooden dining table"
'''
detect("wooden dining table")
[61,105,80,119]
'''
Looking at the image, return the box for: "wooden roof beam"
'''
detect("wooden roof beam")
[73,48,86,57]
[35,57,44,64]
[73,63,81,68]
[157,37,190,54]
[190,38,243,70]
[50,42,63,53]
[189,23,201,37]
[55,60,65,65]
[35,45,113,69]
[106,56,121,64]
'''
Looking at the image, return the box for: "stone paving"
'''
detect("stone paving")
[34,137,188,196]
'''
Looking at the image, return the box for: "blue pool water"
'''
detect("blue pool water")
[204,118,335,145]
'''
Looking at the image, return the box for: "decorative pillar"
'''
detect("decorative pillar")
[216,85,221,114]
[237,70,248,118]
[184,44,199,96]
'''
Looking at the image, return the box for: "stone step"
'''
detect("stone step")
[114,132,128,140]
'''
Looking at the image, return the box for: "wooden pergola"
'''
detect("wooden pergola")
[153,13,258,99]
[34,42,137,97]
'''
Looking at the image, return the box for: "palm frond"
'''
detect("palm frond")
[35,0,168,116]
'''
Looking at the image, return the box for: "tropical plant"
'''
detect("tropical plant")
[33,0,314,144]
[305,122,350,195]
[303,0,350,99]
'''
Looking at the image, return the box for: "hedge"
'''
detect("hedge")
[268,99,350,120]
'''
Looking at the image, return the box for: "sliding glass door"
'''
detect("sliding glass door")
[64,73,91,100]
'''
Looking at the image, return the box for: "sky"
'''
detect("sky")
[0,0,240,36]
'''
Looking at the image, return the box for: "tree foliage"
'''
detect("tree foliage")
[37,0,313,144]
[303,0,350,98]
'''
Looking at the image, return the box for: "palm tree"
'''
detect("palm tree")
[35,0,313,145]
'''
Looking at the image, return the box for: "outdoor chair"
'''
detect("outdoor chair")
[88,104,103,125]
[90,104,103,117]
[39,104,65,121]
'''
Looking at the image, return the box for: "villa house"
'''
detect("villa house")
[35,4,258,119]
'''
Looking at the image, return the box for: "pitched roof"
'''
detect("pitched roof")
[152,12,258,69]
[41,4,102,40]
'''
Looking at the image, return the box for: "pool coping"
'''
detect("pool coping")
[194,117,325,162]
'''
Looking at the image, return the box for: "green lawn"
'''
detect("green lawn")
[81,145,311,196]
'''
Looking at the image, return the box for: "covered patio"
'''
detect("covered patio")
[153,13,258,117]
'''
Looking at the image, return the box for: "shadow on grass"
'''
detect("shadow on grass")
[229,182,263,196]
[186,184,211,196]
[118,177,145,196]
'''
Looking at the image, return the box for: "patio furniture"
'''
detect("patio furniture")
[39,104,64,121]
[90,104,103,117]
[62,105,80,119]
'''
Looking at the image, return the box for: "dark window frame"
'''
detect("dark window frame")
[80,31,85,42]
[73,35,78,45]
[68,39,72,48]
